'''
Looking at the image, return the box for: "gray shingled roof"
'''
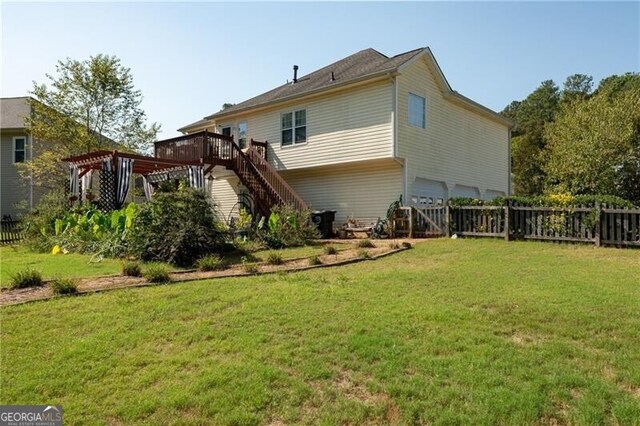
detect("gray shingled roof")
[204,48,425,120]
[1,97,31,129]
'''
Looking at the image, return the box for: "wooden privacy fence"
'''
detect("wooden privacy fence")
[393,204,640,247]
[1,220,23,244]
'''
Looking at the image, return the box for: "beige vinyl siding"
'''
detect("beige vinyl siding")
[0,131,30,218]
[228,80,394,171]
[279,159,403,226]
[397,57,510,199]
[210,176,239,223]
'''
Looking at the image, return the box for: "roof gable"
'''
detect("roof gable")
[204,48,424,120]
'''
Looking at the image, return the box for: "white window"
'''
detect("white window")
[281,109,306,146]
[13,136,26,163]
[238,122,248,149]
[408,93,426,128]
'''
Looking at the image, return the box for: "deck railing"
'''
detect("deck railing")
[245,147,308,212]
[154,131,235,164]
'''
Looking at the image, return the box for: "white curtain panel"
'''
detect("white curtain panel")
[188,165,205,189]
[69,164,79,198]
[142,176,155,201]
[80,170,93,201]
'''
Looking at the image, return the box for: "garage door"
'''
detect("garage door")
[451,184,481,199]
[411,178,448,206]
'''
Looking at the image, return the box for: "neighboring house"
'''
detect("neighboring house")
[173,47,513,225]
[0,97,36,219]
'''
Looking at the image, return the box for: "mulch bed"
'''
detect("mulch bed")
[1,245,409,307]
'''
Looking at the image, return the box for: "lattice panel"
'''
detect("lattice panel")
[99,170,116,212]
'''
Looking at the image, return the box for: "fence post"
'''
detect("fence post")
[445,205,451,237]
[408,207,414,239]
[594,202,601,247]
[503,205,510,241]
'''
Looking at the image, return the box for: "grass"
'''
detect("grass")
[143,264,172,283]
[196,255,226,272]
[121,261,142,277]
[9,268,43,289]
[1,246,122,287]
[1,239,639,424]
[50,278,78,295]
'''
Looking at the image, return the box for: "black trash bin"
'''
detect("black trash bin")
[312,210,337,238]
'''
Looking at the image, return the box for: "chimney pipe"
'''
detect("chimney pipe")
[293,65,299,83]
[330,71,335,82]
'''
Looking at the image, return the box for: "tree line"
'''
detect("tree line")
[501,73,640,205]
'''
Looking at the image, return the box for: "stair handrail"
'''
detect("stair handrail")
[245,146,308,211]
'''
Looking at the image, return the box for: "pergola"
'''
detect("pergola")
[62,150,205,211]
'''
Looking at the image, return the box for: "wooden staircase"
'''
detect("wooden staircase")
[154,131,308,217]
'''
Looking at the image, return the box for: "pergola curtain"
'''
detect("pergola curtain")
[80,170,93,201]
[142,176,155,201]
[116,157,134,207]
[69,164,79,198]
[188,165,204,189]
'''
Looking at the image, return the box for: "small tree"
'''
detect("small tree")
[22,54,160,190]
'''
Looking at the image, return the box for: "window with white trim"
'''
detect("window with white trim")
[238,122,248,149]
[13,136,26,163]
[281,109,306,146]
[408,93,426,128]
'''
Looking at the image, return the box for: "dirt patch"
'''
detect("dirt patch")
[0,245,410,307]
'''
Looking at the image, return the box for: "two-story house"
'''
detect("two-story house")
[173,47,512,226]
[0,97,37,219]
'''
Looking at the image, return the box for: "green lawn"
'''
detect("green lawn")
[1,239,639,425]
[0,245,123,286]
[0,242,353,287]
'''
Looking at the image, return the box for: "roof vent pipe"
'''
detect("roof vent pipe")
[330,71,335,82]
[293,65,299,83]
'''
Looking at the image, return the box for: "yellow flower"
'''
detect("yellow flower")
[51,245,61,255]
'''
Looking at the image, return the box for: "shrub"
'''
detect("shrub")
[266,252,284,265]
[197,255,226,272]
[401,242,412,249]
[243,263,259,275]
[323,245,338,255]
[21,190,70,252]
[9,269,43,289]
[357,249,370,259]
[257,205,319,249]
[449,194,635,208]
[356,239,375,248]
[128,187,225,266]
[51,278,77,295]
[144,265,172,283]
[121,261,142,277]
[308,255,322,266]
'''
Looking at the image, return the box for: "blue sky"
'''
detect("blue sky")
[2,2,638,139]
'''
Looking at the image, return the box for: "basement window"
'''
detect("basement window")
[281,109,306,146]
[408,93,426,128]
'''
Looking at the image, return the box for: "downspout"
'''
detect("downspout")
[389,72,407,203]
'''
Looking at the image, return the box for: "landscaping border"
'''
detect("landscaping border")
[0,245,410,307]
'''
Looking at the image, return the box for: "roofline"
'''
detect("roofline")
[189,47,512,129]
[402,48,513,128]
[177,120,213,133]
[205,69,398,121]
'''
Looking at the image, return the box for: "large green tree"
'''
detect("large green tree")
[501,80,560,195]
[544,73,640,203]
[22,54,160,190]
